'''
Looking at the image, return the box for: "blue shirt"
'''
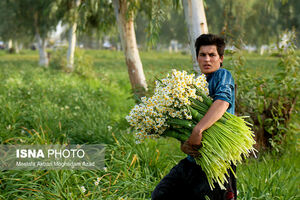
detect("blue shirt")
[206,68,235,115]
[187,68,235,162]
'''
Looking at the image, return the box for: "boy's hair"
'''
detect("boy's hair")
[195,34,225,58]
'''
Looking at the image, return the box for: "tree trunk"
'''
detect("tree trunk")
[33,11,48,67]
[66,22,77,71]
[36,33,49,67]
[7,39,12,49]
[14,41,19,54]
[66,0,81,72]
[182,0,208,74]
[113,0,147,97]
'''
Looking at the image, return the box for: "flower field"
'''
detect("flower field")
[0,49,299,199]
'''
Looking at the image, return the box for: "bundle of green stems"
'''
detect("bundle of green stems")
[163,89,256,190]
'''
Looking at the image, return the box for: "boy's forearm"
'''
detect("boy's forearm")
[188,99,229,145]
[196,99,229,131]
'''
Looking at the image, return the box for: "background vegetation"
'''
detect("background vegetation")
[0,48,299,199]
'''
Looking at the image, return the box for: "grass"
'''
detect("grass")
[0,52,134,145]
[237,134,300,200]
[0,49,299,199]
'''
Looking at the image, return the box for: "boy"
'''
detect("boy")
[152,34,236,200]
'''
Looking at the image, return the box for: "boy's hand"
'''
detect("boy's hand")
[188,125,203,146]
[181,140,201,157]
[180,125,203,157]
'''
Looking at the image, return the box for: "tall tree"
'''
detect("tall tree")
[112,0,174,96]
[54,0,82,71]
[76,0,115,49]
[0,0,40,53]
[55,0,115,71]
[25,0,59,67]
[182,0,208,73]
[112,0,148,96]
[2,0,60,66]
[66,0,81,71]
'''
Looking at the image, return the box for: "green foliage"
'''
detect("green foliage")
[124,0,175,48]
[17,0,59,38]
[0,0,62,55]
[56,0,115,35]
[156,6,187,46]
[0,53,134,145]
[50,48,68,70]
[205,0,300,47]
[73,49,95,78]
[237,147,299,199]
[50,48,95,78]
[228,31,300,151]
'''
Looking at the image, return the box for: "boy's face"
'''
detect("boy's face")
[197,45,223,74]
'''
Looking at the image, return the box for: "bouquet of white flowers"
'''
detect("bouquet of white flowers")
[126,69,256,189]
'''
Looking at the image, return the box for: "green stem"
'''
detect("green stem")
[168,118,194,130]
[162,129,189,142]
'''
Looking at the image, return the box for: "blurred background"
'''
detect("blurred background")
[0,0,299,54]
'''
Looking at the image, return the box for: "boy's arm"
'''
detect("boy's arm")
[189,99,229,145]
[181,99,229,156]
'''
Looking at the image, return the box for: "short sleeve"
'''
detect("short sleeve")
[212,69,235,109]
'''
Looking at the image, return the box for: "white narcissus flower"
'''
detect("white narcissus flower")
[126,69,209,141]
[80,186,86,193]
